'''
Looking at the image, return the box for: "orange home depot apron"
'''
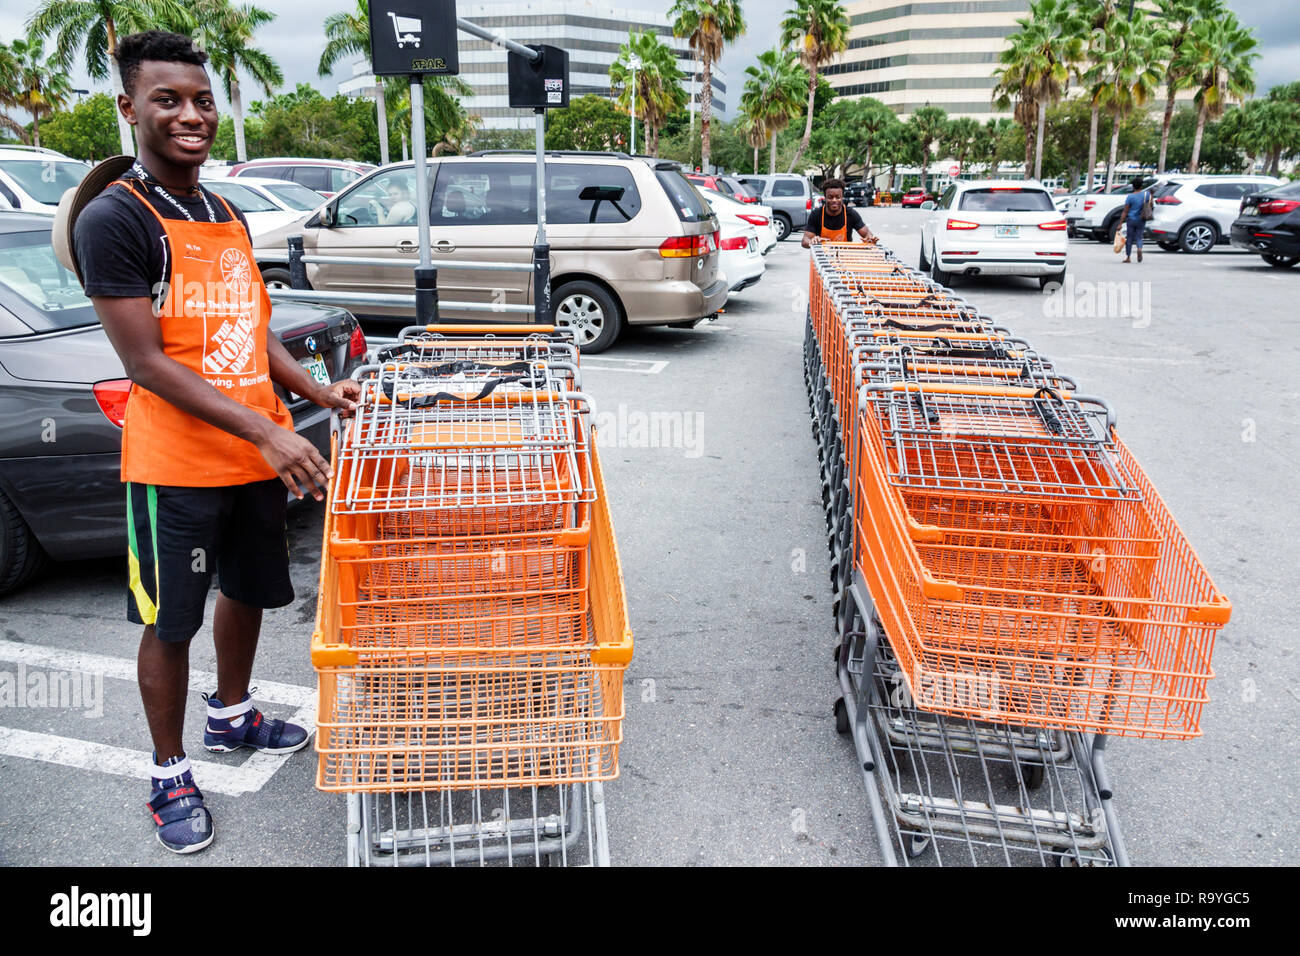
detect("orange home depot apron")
[113,179,293,487]
[819,208,849,242]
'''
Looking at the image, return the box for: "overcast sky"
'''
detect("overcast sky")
[1,0,1294,112]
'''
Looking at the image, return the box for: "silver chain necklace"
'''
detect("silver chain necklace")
[132,161,216,223]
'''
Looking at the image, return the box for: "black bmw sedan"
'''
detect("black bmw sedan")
[0,211,366,594]
[1230,180,1300,268]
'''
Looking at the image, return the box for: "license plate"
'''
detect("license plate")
[995,225,1019,238]
[302,352,330,387]
[748,237,757,252]
[1242,205,1257,216]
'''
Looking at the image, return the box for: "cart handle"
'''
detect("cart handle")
[874,382,1076,400]
[411,324,557,335]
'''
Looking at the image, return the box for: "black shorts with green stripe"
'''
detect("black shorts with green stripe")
[127,479,294,643]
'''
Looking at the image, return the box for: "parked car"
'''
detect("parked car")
[0,211,366,594]
[227,157,374,198]
[700,187,777,254]
[1054,185,1086,213]
[900,187,937,208]
[0,147,90,214]
[715,218,764,293]
[253,152,727,353]
[684,172,760,204]
[1230,180,1300,268]
[1061,181,1143,242]
[845,181,874,206]
[735,173,814,241]
[918,180,1067,289]
[200,176,327,237]
[1144,174,1283,253]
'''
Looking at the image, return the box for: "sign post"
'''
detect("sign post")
[368,0,460,324]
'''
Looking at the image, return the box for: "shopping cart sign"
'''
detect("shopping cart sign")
[368,0,459,76]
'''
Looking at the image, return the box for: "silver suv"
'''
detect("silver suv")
[1146,174,1282,253]
[0,146,90,214]
[253,152,727,352]
[736,173,813,241]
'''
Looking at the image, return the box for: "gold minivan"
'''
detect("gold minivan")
[253,153,727,352]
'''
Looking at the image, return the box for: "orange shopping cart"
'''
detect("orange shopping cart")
[313,327,632,866]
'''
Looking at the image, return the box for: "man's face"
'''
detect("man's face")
[119,60,218,168]
[825,188,844,215]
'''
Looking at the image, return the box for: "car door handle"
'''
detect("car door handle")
[435,239,456,253]
[396,239,417,253]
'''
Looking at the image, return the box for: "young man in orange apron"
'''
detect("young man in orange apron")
[801,178,878,248]
[68,32,359,854]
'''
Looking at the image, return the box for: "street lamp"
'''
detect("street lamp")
[628,54,641,155]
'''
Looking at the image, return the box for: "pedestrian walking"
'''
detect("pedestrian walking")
[803,179,878,247]
[1122,175,1153,263]
[52,30,359,855]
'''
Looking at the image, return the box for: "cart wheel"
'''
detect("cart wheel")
[1019,761,1046,791]
[1056,848,1114,867]
[906,833,931,859]
[834,697,850,735]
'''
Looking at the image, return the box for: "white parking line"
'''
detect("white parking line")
[0,640,315,796]
[583,358,668,374]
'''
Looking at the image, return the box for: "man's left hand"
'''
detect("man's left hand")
[315,379,361,414]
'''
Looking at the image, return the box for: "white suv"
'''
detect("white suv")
[1146,174,1282,253]
[0,147,90,214]
[919,180,1067,289]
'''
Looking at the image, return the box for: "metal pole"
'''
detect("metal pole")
[631,62,636,155]
[410,75,437,324]
[410,77,430,271]
[533,109,551,324]
[455,17,540,61]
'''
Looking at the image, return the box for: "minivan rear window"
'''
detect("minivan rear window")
[958,188,1054,212]
[656,168,711,222]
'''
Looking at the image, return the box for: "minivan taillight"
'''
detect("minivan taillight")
[349,324,367,358]
[659,234,714,258]
[93,379,132,427]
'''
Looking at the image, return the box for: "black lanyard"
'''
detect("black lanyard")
[131,161,216,223]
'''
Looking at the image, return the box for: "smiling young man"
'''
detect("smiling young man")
[802,179,878,247]
[70,31,359,854]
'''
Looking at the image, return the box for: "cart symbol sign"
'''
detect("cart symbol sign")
[367,0,459,76]
[388,11,421,48]
[545,78,564,104]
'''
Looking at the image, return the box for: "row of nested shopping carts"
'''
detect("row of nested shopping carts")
[804,242,1232,866]
[311,324,632,866]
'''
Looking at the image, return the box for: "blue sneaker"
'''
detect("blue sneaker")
[203,692,309,755]
[148,754,214,855]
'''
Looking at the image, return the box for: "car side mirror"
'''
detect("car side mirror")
[319,202,336,227]
[920,200,936,210]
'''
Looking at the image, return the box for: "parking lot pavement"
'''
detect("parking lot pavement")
[1,205,1295,866]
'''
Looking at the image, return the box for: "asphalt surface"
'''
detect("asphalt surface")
[1,206,1295,866]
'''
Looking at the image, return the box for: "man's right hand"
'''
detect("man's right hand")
[255,424,331,501]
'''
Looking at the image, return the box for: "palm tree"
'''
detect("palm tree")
[610,30,687,158]
[384,74,475,159]
[1088,10,1164,190]
[319,0,389,164]
[28,0,193,155]
[0,37,74,148]
[1152,0,1221,174]
[779,0,849,174]
[192,0,280,163]
[906,105,948,192]
[855,98,896,183]
[1176,12,1257,174]
[1073,0,1121,191]
[992,0,1085,180]
[741,47,805,174]
[669,0,746,173]
[943,116,982,178]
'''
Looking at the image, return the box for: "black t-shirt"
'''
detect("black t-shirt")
[74,171,251,306]
[806,205,864,237]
